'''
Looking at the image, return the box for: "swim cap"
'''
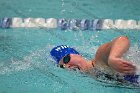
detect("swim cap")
[50,45,80,64]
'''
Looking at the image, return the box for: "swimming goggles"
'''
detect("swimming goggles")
[61,54,80,70]
[63,54,71,64]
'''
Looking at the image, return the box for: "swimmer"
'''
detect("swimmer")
[50,36,139,83]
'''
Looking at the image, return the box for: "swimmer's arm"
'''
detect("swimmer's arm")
[95,36,136,74]
[95,42,111,65]
[108,36,136,74]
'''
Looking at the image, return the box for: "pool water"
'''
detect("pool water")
[0,0,140,93]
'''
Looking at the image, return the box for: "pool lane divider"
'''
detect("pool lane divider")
[0,17,140,30]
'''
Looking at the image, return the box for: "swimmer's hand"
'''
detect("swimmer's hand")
[108,57,136,74]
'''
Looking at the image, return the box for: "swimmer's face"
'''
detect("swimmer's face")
[59,54,86,70]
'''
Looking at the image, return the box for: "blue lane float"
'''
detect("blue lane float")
[0,17,12,28]
[69,19,82,30]
[57,19,102,30]
[58,18,69,30]
[80,19,90,30]
[69,19,77,30]
[92,19,102,30]
[75,19,81,29]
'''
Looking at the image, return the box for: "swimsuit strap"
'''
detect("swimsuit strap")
[91,59,95,67]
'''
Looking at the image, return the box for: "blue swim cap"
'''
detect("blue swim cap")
[50,45,80,64]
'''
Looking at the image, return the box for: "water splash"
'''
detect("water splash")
[0,58,31,75]
[123,44,140,75]
[0,45,52,75]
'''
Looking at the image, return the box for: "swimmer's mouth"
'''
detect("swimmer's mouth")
[71,67,80,71]
[59,65,80,70]
[68,65,80,71]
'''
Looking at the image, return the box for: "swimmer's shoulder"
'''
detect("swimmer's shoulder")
[94,42,112,66]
